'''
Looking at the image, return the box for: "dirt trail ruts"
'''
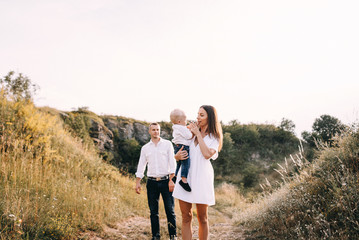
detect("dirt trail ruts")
[80,208,247,239]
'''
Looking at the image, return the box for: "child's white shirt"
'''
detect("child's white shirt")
[172,124,192,145]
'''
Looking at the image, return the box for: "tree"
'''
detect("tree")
[312,115,345,142]
[118,138,141,173]
[302,114,346,147]
[215,132,236,175]
[0,71,39,101]
[279,118,296,134]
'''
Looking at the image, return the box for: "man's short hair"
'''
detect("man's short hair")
[149,122,160,129]
[170,109,185,123]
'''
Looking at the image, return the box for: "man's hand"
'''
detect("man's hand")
[135,178,142,194]
[168,179,175,192]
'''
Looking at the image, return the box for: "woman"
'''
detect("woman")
[173,105,223,240]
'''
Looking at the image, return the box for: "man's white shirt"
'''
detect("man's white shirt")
[135,138,176,179]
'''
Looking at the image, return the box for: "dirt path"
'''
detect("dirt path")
[80,207,247,240]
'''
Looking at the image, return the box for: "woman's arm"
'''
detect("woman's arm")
[188,122,216,160]
[196,134,216,159]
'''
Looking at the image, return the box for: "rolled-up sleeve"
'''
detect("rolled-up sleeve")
[208,137,219,160]
[168,142,176,174]
[182,127,193,140]
[135,147,147,179]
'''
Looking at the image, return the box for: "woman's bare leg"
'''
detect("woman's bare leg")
[196,204,209,240]
[179,200,193,240]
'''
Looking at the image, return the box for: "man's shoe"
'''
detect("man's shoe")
[169,235,177,240]
[179,180,191,192]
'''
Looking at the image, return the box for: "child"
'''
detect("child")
[170,109,193,192]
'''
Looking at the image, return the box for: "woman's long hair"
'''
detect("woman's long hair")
[200,105,223,151]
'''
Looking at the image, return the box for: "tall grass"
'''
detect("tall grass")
[237,131,359,239]
[0,89,148,239]
[215,183,248,218]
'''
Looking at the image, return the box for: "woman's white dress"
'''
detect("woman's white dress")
[173,134,219,206]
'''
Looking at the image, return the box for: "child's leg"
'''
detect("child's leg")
[179,147,191,192]
[173,144,183,183]
[175,161,181,177]
[180,158,190,183]
[180,147,190,182]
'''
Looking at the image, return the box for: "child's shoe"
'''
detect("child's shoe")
[179,180,191,192]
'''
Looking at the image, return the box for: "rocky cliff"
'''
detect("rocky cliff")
[57,109,172,171]
[99,116,171,150]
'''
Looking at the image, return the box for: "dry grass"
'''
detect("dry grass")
[0,90,148,239]
[235,130,359,239]
[214,182,248,219]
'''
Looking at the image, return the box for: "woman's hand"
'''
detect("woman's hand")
[188,122,200,136]
[175,146,188,161]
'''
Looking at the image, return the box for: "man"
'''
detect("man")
[135,122,177,240]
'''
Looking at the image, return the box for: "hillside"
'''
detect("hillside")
[0,86,250,239]
[45,108,301,193]
[0,90,150,239]
[39,106,173,173]
[1,73,358,239]
[237,129,359,239]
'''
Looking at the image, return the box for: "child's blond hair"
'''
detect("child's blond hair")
[170,109,186,124]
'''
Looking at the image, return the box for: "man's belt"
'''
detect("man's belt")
[148,175,169,181]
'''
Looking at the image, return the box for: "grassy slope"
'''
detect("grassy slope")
[237,131,359,239]
[0,91,149,239]
[6,88,356,239]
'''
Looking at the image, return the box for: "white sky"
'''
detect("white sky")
[1,0,359,136]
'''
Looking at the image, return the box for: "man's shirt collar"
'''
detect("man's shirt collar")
[150,137,162,145]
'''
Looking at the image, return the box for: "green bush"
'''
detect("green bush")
[214,122,299,191]
[63,112,93,145]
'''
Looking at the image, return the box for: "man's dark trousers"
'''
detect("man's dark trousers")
[146,178,176,238]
